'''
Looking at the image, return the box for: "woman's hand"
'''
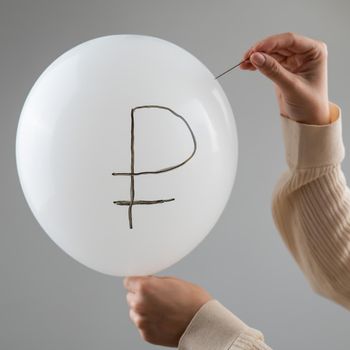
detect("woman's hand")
[240,32,333,125]
[123,275,212,347]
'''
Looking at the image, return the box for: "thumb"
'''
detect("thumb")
[250,52,294,90]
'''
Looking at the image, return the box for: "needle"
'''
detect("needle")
[215,58,250,80]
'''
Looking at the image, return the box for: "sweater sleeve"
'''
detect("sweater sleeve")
[179,102,350,350]
[271,102,350,309]
[178,299,271,350]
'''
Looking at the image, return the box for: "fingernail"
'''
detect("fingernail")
[251,52,265,67]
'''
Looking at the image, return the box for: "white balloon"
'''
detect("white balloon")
[16,35,238,276]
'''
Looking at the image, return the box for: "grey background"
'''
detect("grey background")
[1,0,349,349]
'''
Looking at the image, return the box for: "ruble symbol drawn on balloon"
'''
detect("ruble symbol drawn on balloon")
[112,105,197,229]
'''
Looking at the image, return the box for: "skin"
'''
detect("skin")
[124,32,334,347]
[124,276,212,346]
[240,32,333,125]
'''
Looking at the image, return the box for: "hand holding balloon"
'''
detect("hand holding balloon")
[124,276,212,347]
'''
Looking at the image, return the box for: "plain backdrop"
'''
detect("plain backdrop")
[1,0,349,349]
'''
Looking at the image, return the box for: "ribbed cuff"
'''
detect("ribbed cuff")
[178,299,248,350]
[280,102,345,169]
[233,330,269,350]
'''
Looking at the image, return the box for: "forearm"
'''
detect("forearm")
[271,102,350,309]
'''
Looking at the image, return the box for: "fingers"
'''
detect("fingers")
[128,308,155,344]
[124,276,152,293]
[240,60,256,71]
[240,52,285,71]
[126,291,147,314]
[125,278,151,318]
[246,32,320,57]
[240,32,326,72]
[129,308,147,328]
[249,52,295,90]
[124,275,174,293]
[126,292,137,308]
[124,277,155,342]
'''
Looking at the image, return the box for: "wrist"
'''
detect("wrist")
[284,100,333,126]
[302,101,338,125]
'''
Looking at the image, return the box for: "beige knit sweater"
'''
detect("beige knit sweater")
[179,102,350,350]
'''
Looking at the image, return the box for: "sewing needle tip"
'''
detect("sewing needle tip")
[215,58,250,80]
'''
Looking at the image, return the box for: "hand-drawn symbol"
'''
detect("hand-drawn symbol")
[112,105,197,229]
